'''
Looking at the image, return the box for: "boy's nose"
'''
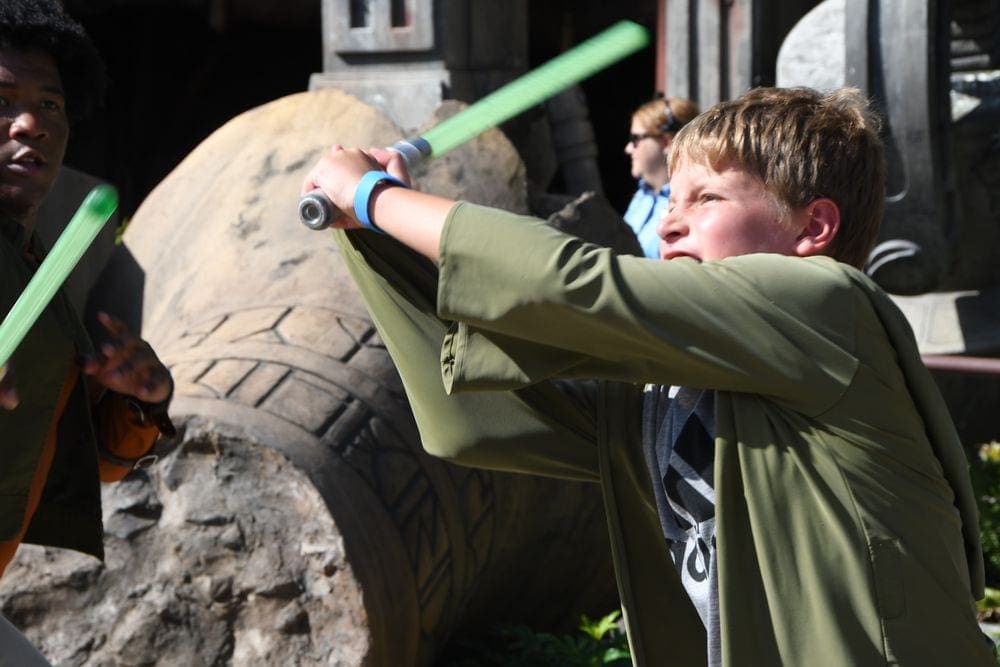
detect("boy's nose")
[657,207,686,241]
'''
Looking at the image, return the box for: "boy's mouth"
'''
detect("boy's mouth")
[661,250,701,262]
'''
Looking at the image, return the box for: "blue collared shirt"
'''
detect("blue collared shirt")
[623,180,670,259]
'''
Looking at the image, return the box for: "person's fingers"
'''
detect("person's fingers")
[97,311,127,337]
[118,352,171,403]
[81,334,144,385]
[375,148,412,185]
[367,146,391,162]
[136,366,173,403]
[0,366,18,410]
[97,337,141,372]
[112,341,158,379]
[93,312,144,374]
[300,171,318,196]
[0,389,18,410]
[92,313,142,361]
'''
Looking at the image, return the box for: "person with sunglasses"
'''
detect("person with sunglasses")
[623,94,699,258]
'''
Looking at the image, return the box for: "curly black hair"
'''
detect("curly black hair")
[0,0,107,122]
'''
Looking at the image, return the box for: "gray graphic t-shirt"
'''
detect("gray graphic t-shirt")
[642,384,720,667]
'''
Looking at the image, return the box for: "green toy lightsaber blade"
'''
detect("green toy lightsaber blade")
[299,20,650,229]
[0,184,118,370]
[422,20,649,156]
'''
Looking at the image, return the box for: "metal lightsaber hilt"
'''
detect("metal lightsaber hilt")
[298,137,431,230]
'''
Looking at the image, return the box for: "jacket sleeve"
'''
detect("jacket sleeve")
[334,227,602,482]
[437,202,861,418]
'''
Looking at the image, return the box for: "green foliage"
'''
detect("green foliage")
[978,587,1000,614]
[114,217,131,245]
[971,442,1000,586]
[953,443,1000,663]
[441,609,631,667]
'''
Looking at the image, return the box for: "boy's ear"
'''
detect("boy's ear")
[794,198,840,257]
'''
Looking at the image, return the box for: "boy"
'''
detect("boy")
[302,87,993,666]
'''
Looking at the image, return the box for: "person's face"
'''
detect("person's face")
[0,47,69,225]
[657,159,807,262]
[624,116,668,183]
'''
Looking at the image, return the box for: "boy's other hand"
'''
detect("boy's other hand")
[301,145,412,229]
[79,312,172,404]
[0,365,18,410]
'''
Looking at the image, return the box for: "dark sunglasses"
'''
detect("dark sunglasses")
[628,132,656,145]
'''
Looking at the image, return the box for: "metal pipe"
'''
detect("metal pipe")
[922,354,1000,375]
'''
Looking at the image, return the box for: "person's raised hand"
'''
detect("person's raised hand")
[79,311,172,404]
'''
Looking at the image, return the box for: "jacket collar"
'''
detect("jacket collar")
[638,179,670,197]
[0,216,27,250]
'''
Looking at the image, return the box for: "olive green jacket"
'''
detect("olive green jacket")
[337,202,991,666]
[0,220,105,559]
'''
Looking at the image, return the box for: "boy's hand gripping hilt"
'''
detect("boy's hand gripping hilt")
[298,137,431,231]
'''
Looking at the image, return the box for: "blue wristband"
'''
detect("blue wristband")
[353,170,409,233]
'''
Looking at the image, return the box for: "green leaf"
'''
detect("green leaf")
[579,609,622,640]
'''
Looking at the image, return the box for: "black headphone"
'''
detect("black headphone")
[656,92,681,134]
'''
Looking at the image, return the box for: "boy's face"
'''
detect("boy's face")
[657,159,806,262]
[0,47,69,226]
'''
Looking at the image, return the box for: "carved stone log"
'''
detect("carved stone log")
[0,89,617,665]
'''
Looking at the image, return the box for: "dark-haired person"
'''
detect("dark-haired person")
[623,94,698,258]
[0,1,173,660]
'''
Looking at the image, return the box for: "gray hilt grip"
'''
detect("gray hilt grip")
[298,191,337,230]
[298,137,431,231]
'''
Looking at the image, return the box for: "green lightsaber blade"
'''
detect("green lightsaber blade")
[0,184,118,369]
[299,20,650,229]
[423,20,649,156]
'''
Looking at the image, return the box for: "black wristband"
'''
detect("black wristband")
[127,376,176,437]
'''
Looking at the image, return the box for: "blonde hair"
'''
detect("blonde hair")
[633,95,700,137]
[669,87,886,269]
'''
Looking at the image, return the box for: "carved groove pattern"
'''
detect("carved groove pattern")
[163,304,496,641]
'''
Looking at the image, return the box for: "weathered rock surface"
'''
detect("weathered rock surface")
[0,88,619,665]
[540,190,644,257]
[2,434,368,666]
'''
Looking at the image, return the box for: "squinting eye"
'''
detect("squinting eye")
[41,100,62,111]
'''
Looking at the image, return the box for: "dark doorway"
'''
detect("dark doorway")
[528,2,658,211]
[63,2,322,220]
